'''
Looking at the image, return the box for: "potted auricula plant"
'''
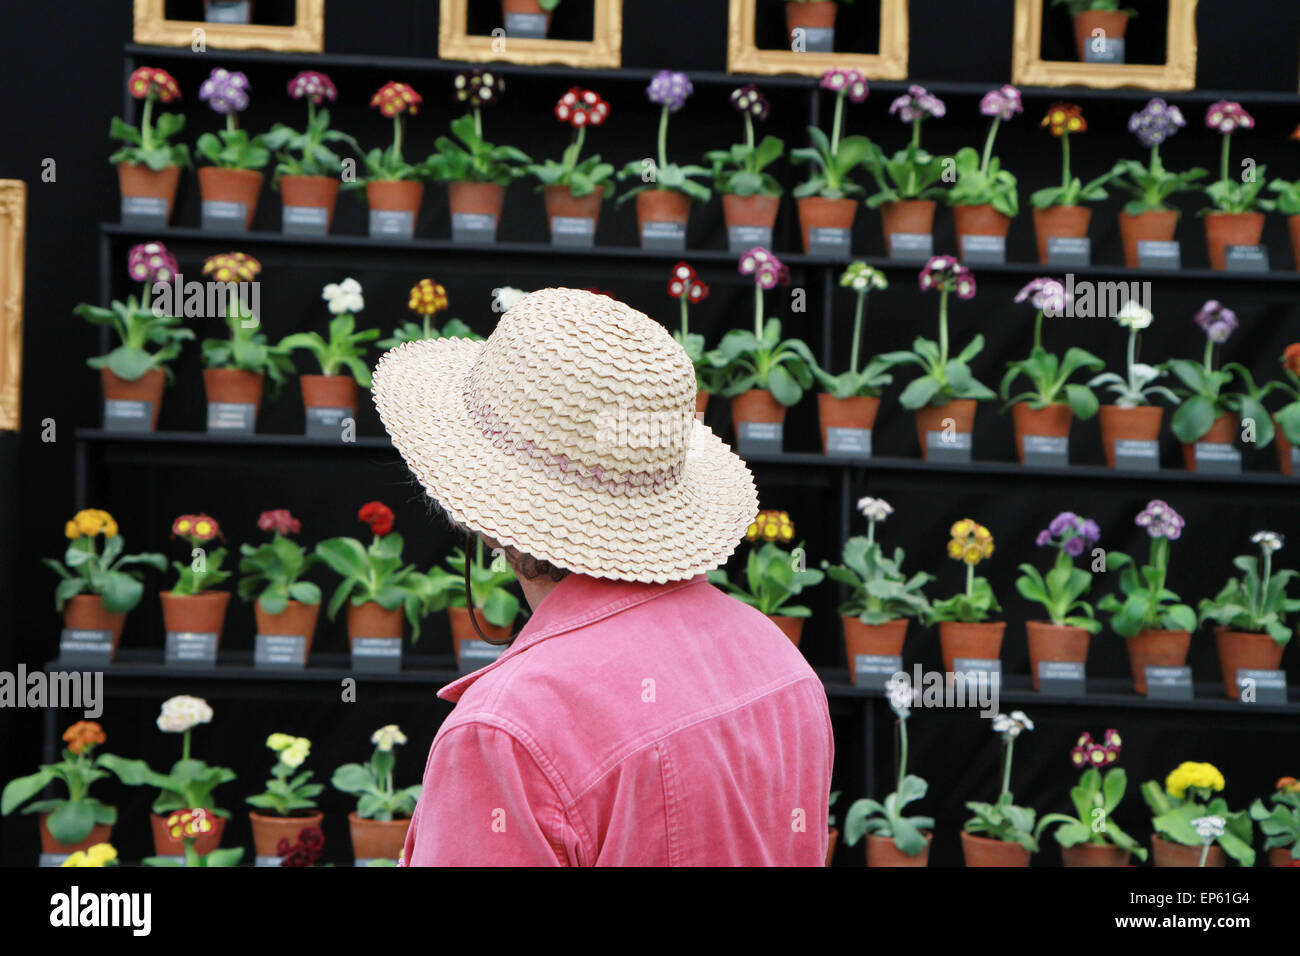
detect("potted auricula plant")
[421,540,523,668]
[844,676,935,867]
[877,257,992,460]
[1030,104,1116,264]
[332,724,422,864]
[784,0,848,48]
[1098,499,1197,694]
[527,87,614,246]
[1268,126,1300,270]
[280,279,379,436]
[1089,300,1177,468]
[44,510,165,659]
[791,69,871,254]
[1199,531,1299,700]
[1037,730,1148,866]
[238,509,323,665]
[1018,512,1102,688]
[426,70,531,243]
[708,510,825,647]
[377,278,479,349]
[1001,277,1102,463]
[2,721,119,861]
[618,71,711,249]
[349,82,428,239]
[948,85,1022,257]
[1202,101,1272,270]
[144,808,243,868]
[195,67,269,230]
[502,0,560,36]
[930,519,1002,673]
[74,242,193,432]
[246,734,324,864]
[1051,0,1134,61]
[100,696,237,859]
[111,67,189,225]
[665,263,716,417]
[963,711,1043,866]
[708,248,819,445]
[1251,776,1300,867]
[814,263,891,452]
[1111,98,1205,267]
[865,85,950,255]
[1272,344,1300,475]
[264,71,357,234]
[162,513,232,650]
[1142,761,1254,867]
[823,497,932,683]
[200,252,293,432]
[707,86,784,250]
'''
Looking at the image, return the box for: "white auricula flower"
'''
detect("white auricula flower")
[885,674,916,717]
[1191,814,1226,841]
[992,713,1013,734]
[322,278,364,315]
[371,724,408,752]
[857,496,894,523]
[1251,531,1284,554]
[157,695,214,733]
[493,286,528,312]
[1115,301,1154,330]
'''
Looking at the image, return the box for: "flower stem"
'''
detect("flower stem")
[866,516,876,548]
[657,104,670,175]
[182,728,191,763]
[1198,843,1210,867]
[1127,328,1139,397]
[1220,133,1231,186]
[744,113,754,150]
[141,95,156,152]
[897,715,909,792]
[754,286,764,339]
[1000,736,1015,799]
[980,117,1000,175]
[1033,310,1044,351]
[965,561,974,600]
[850,291,866,377]
[1061,132,1071,191]
[392,116,403,165]
[830,92,845,156]
[938,289,950,367]
[680,295,689,339]
[1203,338,1214,373]
[474,107,482,141]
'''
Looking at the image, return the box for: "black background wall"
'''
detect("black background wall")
[3,0,1300,866]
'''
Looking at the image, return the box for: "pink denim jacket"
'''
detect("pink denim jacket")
[401,573,833,866]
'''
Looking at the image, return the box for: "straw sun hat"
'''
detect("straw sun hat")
[371,288,758,584]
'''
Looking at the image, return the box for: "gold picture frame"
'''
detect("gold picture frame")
[132,0,325,53]
[438,0,623,69]
[0,180,25,433]
[726,0,909,79]
[1012,0,1198,90]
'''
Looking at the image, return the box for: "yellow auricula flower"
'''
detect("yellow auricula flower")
[266,733,295,752]
[1166,761,1226,799]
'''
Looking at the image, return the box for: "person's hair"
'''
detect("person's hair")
[433,501,569,583]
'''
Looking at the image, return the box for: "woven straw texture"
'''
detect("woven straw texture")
[371,288,758,583]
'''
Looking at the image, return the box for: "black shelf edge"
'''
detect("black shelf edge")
[122,43,1300,106]
[101,223,1300,284]
[76,428,394,451]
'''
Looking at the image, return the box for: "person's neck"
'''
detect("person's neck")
[519,572,565,611]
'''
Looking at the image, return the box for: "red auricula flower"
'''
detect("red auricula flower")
[358,501,394,537]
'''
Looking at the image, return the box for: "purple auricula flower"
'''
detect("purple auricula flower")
[738,247,788,290]
[1135,499,1185,539]
[918,256,975,299]
[199,67,251,114]
[647,70,693,113]
[1205,100,1254,135]
[1035,530,1052,547]
[1195,299,1238,343]
[1049,511,1079,537]
[980,84,1023,122]
[287,70,337,106]
[1037,511,1100,554]
[820,68,868,103]
[1064,537,1086,557]
[128,242,178,284]
[730,84,770,122]
[1128,97,1185,148]
[1014,276,1071,316]
[889,84,946,122]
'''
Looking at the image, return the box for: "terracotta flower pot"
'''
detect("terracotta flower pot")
[826,827,838,867]
[300,374,358,412]
[636,189,691,246]
[39,813,113,855]
[767,614,804,647]
[447,605,513,664]
[197,166,263,229]
[254,599,321,659]
[503,0,551,33]
[796,196,857,254]
[938,621,1005,675]
[880,199,936,256]
[961,831,1031,867]
[866,831,931,867]
[544,185,604,239]
[1119,209,1179,268]
[695,391,709,419]
[817,393,879,454]
[280,174,340,232]
[843,617,907,683]
[1127,629,1191,695]
[1025,620,1091,690]
[1012,402,1073,465]
[1061,842,1131,867]
[348,811,410,862]
[953,203,1011,256]
[62,594,127,652]
[1072,10,1129,60]
[730,388,786,436]
[786,0,837,40]
[160,590,231,638]
[1277,416,1297,476]
[1214,627,1286,700]
[914,399,976,461]
[1289,215,1300,271]
[1270,846,1299,867]
[203,368,264,422]
[150,812,227,857]
[722,194,779,238]
[347,601,404,642]
[1180,412,1238,472]
[1099,405,1163,468]
[117,161,181,224]
[366,180,425,237]
[1033,205,1092,265]
[1205,212,1264,270]
[1151,833,1226,867]
[249,811,324,859]
[101,367,164,430]
[448,180,506,238]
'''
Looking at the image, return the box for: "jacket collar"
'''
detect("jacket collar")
[438,573,705,703]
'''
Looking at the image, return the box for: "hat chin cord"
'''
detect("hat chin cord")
[465,530,513,646]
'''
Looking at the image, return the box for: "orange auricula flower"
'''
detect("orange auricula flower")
[1042,103,1086,137]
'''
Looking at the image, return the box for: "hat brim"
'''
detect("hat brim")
[371,337,759,584]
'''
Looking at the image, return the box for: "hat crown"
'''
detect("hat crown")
[463,289,697,494]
